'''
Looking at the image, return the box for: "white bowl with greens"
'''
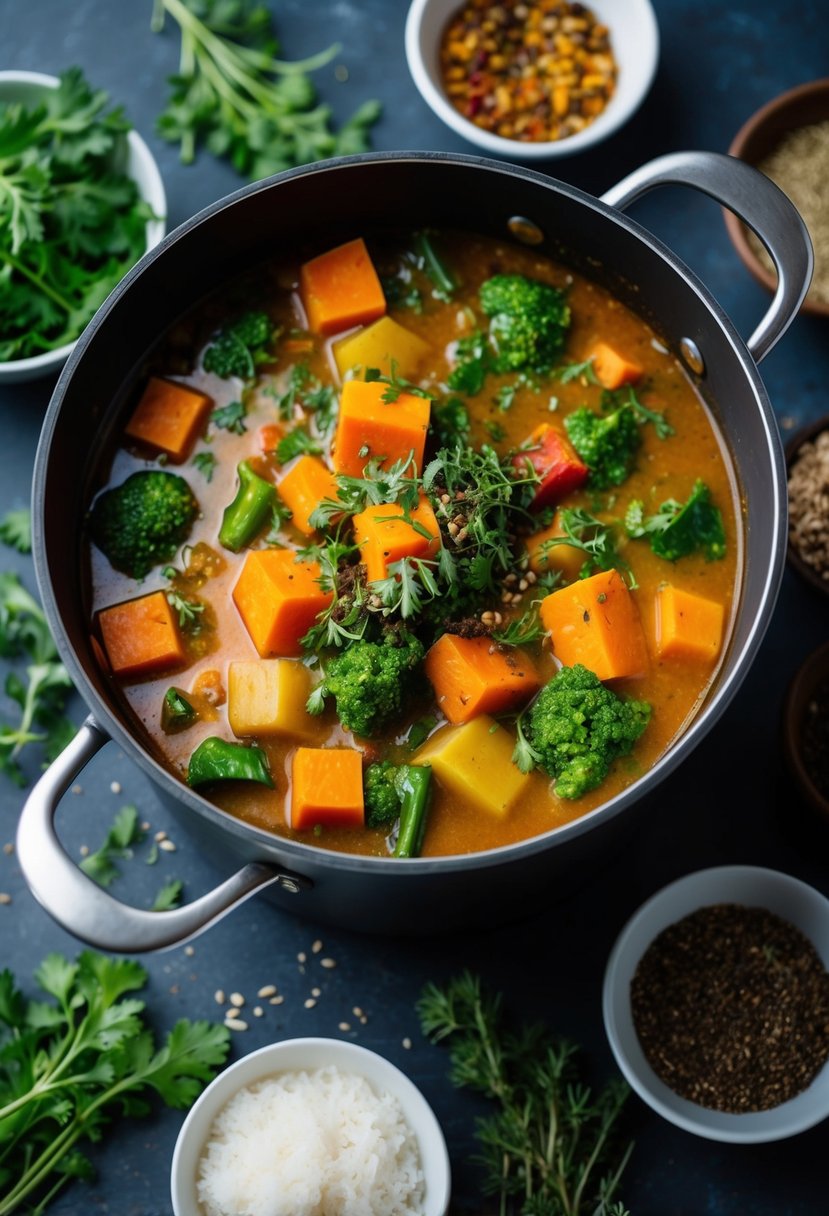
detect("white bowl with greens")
[0,69,166,384]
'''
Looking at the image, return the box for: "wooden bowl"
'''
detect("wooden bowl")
[725,79,829,318]
[785,413,829,597]
[782,641,829,823]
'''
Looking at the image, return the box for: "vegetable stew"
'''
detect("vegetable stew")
[86,230,740,858]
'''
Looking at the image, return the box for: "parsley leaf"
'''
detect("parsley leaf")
[276,428,323,464]
[151,878,183,911]
[191,450,218,482]
[0,508,31,553]
[79,805,144,887]
[210,399,247,435]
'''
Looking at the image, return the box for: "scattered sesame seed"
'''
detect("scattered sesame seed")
[339,1021,351,1032]
[297,951,307,964]
[3,843,13,855]
[311,987,321,998]
[184,945,194,957]
[253,1006,264,1018]
[304,998,317,1009]
[154,830,167,843]
[229,992,245,1008]
[257,984,277,998]
[225,1018,248,1032]
[169,985,179,995]
[0,893,11,905]
[79,845,89,857]
[320,957,337,969]
[141,821,151,831]
[360,1015,368,1025]
[214,989,226,1005]
[110,781,121,794]
[159,839,176,852]
[71,784,82,795]
[311,939,323,954]
[352,1006,363,1018]
[270,995,285,1005]
[402,1037,412,1049]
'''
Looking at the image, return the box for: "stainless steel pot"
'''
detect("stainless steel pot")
[17,151,812,952]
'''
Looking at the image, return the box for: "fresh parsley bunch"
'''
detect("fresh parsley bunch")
[0,951,229,1214]
[0,68,153,363]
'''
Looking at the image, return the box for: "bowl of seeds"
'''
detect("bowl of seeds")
[603,866,829,1142]
[404,0,659,159]
[783,641,829,824]
[725,79,829,317]
[785,414,829,596]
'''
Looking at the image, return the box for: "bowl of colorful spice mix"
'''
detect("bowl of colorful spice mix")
[725,79,829,317]
[603,866,829,1143]
[783,641,829,824]
[405,0,659,158]
[786,414,829,597]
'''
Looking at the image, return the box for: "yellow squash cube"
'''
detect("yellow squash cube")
[333,316,431,380]
[227,659,317,740]
[415,714,528,818]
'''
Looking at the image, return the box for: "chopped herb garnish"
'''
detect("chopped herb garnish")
[210,400,247,435]
[0,508,32,554]
[191,451,218,482]
[276,428,323,464]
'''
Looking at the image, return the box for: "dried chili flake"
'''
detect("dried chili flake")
[631,903,829,1113]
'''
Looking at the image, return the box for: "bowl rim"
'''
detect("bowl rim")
[403,0,660,159]
[0,69,167,377]
[603,864,829,1143]
[784,412,829,598]
[782,638,829,820]
[724,77,829,319]
[170,1035,452,1216]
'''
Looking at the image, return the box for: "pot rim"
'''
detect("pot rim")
[33,149,786,876]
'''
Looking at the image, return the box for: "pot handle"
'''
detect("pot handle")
[16,717,310,953]
[601,150,813,364]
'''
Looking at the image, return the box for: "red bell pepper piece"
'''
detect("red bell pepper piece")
[513,424,588,510]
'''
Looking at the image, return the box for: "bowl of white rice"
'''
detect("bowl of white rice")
[170,1036,452,1216]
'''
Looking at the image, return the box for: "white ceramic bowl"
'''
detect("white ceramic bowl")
[171,1036,452,1216]
[603,865,829,1143]
[0,70,166,384]
[405,0,659,159]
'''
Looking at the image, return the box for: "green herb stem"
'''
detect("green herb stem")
[0,248,74,315]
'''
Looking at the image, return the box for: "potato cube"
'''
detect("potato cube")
[415,714,528,818]
[228,659,317,740]
[333,316,431,380]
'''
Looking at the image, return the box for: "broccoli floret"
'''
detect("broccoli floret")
[202,311,275,379]
[364,761,403,827]
[526,664,651,800]
[315,631,425,737]
[564,404,641,490]
[479,274,570,374]
[89,471,198,580]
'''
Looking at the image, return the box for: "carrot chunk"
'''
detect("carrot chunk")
[655,584,725,663]
[424,634,541,724]
[540,568,648,680]
[232,550,333,657]
[277,455,338,535]
[590,342,643,390]
[98,591,185,679]
[299,238,386,336]
[124,377,212,463]
[332,379,431,477]
[526,515,585,583]
[333,316,431,380]
[512,424,588,510]
[291,747,365,830]
[259,423,284,453]
[353,495,440,582]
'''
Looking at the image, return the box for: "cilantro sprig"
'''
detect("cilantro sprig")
[0,951,229,1213]
[0,68,153,362]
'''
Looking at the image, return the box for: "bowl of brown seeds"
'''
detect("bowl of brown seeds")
[785,414,829,597]
[603,865,829,1142]
[725,79,829,317]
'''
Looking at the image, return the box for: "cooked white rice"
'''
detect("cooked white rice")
[196,1065,425,1216]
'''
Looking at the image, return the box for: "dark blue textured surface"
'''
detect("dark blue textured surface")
[2,2,829,1213]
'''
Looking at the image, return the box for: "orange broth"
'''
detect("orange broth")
[87,232,741,858]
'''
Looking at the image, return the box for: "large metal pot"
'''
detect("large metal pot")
[17,151,811,951]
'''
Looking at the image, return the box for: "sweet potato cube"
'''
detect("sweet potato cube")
[655,585,725,663]
[540,568,648,680]
[98,591,185,679]
[228,659,317,740]
[425,634,540,724]
[277,455,338,535]
[590,342,643,390]
[353,495,440,582]
[526,515,584,583]
[333,316,431,380]
[299,238,386,336]
[291,747,365,831]
[124,377,212,463]
[512,424,588,510]
[232,550,333,658]
[416,715,528,818]
[332,379,431,477]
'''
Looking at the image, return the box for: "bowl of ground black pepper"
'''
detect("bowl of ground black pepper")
[725,79,829,317]
[785,415,829,596]
[783,641,829,823]
[603,866,829,1142]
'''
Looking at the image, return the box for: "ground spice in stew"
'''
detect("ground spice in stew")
[788,429,829,583]
[802,679,829,800]
[439,0,617,143]
[630,904,829,1112]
